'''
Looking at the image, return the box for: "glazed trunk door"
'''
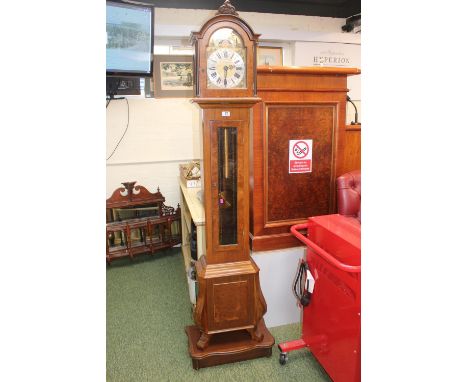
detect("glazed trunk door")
[210,120,245,263]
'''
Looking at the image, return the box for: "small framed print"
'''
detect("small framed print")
[153,55,194,98]
[257,46,283,66]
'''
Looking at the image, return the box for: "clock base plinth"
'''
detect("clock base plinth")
[185,319,274,370]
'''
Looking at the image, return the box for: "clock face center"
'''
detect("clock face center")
[207,48,245,88]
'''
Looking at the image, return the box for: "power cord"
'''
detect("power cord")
[294,260,311,307]
[106,98,129,161]
[106,77,125,108]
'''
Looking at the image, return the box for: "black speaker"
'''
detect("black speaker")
[190,222,197,260]
[106,77,141,98]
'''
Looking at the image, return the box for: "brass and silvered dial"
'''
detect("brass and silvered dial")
[207,48,245,89]
[206,27,246,89]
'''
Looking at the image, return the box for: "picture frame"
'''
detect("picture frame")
[144,77,153,98]
[153,55,194,98]
[257,46,283,66]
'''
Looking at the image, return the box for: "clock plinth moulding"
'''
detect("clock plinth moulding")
[185,0,274,369]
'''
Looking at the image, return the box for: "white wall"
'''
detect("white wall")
[252,247,305,327]
[295,41,361,99]
[294,40,361,121]
[106,98,200,207]
[154,8,348,40]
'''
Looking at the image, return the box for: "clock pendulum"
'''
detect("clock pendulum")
[185,0,274,369]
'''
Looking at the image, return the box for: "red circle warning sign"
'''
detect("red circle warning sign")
[289,139,313,174]
[292,141,309,159]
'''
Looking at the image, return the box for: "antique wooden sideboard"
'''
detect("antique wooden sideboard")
[249,66,361,251]
[106,182,181,263]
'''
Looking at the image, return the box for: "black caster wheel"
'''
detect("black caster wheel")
[279,352,288,365]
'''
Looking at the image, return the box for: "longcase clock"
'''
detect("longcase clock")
[185,0,274,369]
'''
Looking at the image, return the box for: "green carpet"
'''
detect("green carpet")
[107,248,331,382]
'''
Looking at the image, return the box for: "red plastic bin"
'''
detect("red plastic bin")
[278,214,361,382]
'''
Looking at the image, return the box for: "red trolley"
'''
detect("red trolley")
[278,214,361,382]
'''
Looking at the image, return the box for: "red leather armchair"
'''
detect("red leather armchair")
[337,170,361,223]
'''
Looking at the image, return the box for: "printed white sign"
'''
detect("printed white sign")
[294,41,361,100]
[289,139,312,174]
[295,41,360,69]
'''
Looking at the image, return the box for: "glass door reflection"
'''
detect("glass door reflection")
[217,127,238,245]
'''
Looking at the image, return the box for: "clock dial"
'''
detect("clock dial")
[207,48,245,89]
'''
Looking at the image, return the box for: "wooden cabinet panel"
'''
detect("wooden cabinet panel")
[250,66,360,252]
[211,278,251,331]
[265,104,336,224]
[340,125,361,175]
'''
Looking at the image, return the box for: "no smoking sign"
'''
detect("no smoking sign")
[289,139,312,173]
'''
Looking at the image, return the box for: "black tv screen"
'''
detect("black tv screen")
[106,1,154,77]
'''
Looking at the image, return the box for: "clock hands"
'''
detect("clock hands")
[223,65,228,87]
[223,65,238,87]
[208,49,244,88]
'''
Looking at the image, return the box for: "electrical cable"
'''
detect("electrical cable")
[346,95,360,125]
[293,260,310,306]
[106,98,129,161]
[106,78,124,108]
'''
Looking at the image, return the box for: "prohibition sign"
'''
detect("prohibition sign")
[292,141,309,159]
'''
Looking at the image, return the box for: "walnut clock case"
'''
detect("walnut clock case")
[185,1,274,369]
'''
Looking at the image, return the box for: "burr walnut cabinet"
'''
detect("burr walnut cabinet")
[249,66,361,252]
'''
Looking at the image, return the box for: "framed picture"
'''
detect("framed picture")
[257,46,283,66]
[153,55,194,98]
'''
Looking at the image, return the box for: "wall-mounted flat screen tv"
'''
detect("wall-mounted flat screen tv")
[106,1,154,77]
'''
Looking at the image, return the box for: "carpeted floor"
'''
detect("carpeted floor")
[107,248,331,382]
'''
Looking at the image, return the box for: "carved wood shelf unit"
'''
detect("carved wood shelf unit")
[106,182,181,264]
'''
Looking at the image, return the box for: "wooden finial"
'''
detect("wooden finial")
[121,181,136,198]
[216,0,239,16]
